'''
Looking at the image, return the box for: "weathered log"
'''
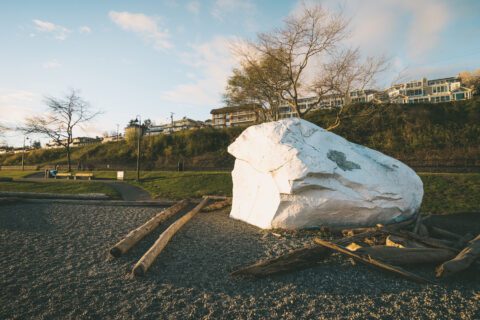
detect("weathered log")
[132,197,209,276]
[356,246,456,265]
[231,230,378,277]
[429,226,463,240]
[413,213,422,234]
[110,199,190,257]
[436,234,480,277]
[314,238,436,285]
[337,216,416,236]
[429,226,474,248]
[202,198,232,212]
[418,223,429,237]
[385,235,427,248]
[381,228,460,253]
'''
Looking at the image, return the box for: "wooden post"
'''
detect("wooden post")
[132,197,209,276]
[110,199,190,257]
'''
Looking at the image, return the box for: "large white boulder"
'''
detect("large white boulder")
[228,118,423,229]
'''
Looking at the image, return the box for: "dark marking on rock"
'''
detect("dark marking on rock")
[327,150,361,171]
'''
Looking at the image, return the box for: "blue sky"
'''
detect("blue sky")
[1,0,479,146]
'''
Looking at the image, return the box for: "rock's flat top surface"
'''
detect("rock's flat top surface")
[228,119,424,229]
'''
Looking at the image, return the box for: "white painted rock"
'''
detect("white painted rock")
[228,118,423,229]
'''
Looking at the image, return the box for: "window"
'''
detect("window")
[446,96,450,101]
[456,93,465,100]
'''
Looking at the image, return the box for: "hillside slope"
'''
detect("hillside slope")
[2,98,479,171]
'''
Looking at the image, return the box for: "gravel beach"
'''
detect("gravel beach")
[1,202,479,319]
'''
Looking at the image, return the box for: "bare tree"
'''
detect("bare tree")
[233,3,348,118]
[314,48,387,130]
[22,89,101,171]
[230,2,387,122]
[224,53,289,120]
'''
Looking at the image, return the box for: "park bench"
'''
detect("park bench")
[55,172,72,180]
[74,172,94,180]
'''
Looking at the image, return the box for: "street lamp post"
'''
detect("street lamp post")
[22,136,28,171]
[136,115,141,182]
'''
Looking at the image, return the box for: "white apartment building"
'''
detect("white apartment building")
[147,118,204,135]
[210,105,261,129]
[386,76,473,104]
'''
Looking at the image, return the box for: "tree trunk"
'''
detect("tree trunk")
[66,145,72,172]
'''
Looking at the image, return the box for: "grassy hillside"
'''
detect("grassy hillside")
[304,98,480,168]
[1,98,479,170]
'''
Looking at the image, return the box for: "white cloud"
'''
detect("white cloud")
[108,11,172,51]
[33,19,71,40]
[79,26,91,34]
[403,0,450,59]
[186,1,200,15]
[326,0,452,62]
[211,0,255,21]
[0,89,40,127]
[162,36,237,107]
[43,59,61,69]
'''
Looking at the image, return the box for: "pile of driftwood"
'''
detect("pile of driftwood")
[109,196,232,276]
[232,214,480,284]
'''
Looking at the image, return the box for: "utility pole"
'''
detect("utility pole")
[116,124,119,141]
[136,115,141,182]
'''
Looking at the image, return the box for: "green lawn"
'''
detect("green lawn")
[131,171,478,214]
[130,171,232,200]
[0,181,121,199]
[0,171,41,179]
[2,170,477,215]
[419,173,480,214]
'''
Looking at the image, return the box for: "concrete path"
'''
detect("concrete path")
[18,173,153,201]
[99,181,152,201]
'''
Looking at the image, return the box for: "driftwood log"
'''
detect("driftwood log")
[338,216,417,236]
[380,228,460,252]
[132,197,209,276]
[386,235,427,248]
[231,230,378,277]
[110,199,190,257]
[436,234,480,277]
[355,246,456,265]
[202,198,232,212]
[314,238,436,285]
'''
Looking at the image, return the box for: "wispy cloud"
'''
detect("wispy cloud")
[33,19,71,40]
[0,89,40,128]
[186,1,200,15]
[43,59,61,69]
[108,11,172,51]
[162,36,237,107]
[79,26,91,34]
[211,0,255,21]
[327,0,452,61]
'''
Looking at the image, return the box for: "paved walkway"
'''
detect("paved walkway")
[20,173,152,201]
[99,181,152,201]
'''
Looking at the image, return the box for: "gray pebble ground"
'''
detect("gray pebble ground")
[0,203,479,319]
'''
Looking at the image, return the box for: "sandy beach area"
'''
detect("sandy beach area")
[1,202,479,319]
